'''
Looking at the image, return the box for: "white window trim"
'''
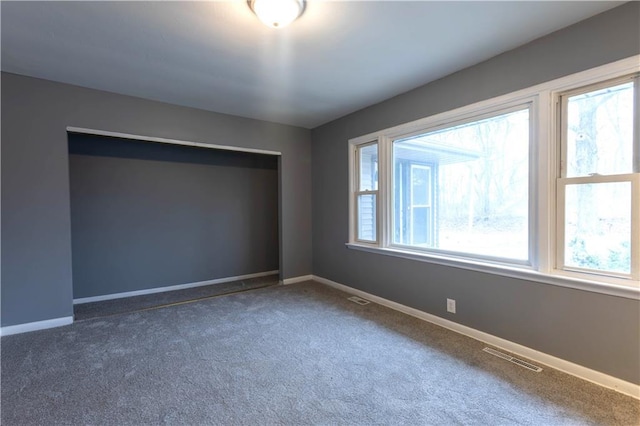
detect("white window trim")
[388,100,536,266]
[345,243,639,300]
[552,73,639,283]
[556,174,639,281]
[351,141,380,245]
[348,55,640,300]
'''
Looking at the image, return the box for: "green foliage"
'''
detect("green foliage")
[568,237,630,273]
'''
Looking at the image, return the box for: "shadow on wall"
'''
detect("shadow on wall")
[67,132,280,300]
[68,133,279,169]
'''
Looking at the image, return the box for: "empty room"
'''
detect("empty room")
[1,1,639,425]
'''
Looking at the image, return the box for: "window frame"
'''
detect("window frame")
[348,55,640,298]
[556,174,639,280]
[352,141,380,245]
[386,101,536,267]
[555,75,640,281]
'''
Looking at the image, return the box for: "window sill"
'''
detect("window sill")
[345,243,640,300]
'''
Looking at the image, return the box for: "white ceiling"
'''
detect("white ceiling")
[0,1,623,129]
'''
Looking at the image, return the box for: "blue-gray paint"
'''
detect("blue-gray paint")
[311,3,640,384]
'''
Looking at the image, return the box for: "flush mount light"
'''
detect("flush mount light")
[248,0,305,29]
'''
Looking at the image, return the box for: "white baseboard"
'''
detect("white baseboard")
[73,270,279,304]
[312,275,640,400]
[282,275,314,285]
[1,316,74,337]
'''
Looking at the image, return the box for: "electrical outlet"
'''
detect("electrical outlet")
[447,298,456,314]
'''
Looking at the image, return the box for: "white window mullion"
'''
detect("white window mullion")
[536,90,555,274]
[632,76,640,279]
[633,76,640,279]
[349,144,357,243]
[634,75,640,173]
[555,179,567,275]
[354,141,379,244]
[378,136,392,248]
[527,97,540,270]
[631,174,640,280]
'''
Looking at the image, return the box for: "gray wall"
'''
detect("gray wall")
[311,3,640,384]
[69,134,279,298]
[1,73,311,326]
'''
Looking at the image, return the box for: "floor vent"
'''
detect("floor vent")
[347,296,370,305]
[483,347,543,372]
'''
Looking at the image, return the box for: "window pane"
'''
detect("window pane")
[359,144,378,191]
[411,165,431,206]
[564,182,631,274]
[566,82,634,177]
[393,108,529,260]
[357,194,376,241]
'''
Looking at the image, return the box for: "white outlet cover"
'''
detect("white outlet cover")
[447,298,456,313]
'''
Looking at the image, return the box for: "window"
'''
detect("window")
[355,142,378,243]
[348,57,640,291]
[557,77,639,280]
[392,106,531,263]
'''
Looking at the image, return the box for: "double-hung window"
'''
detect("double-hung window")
[556,76,639,280]
[349,57,639,291]
[354,142,379,243]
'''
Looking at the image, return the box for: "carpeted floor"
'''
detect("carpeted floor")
[74,274,280,321]
[2,280,639,425]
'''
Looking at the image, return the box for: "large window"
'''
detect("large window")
[349,58,640,289]
[392,106,531,263]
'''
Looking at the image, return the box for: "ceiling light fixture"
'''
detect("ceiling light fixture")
[248,0,305,29]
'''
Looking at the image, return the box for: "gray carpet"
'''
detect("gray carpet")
[2,281,638,425]
[74,274,280,321]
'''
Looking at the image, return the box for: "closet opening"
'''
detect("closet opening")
[67,130,281,317]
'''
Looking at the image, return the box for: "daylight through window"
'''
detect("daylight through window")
[349,61,639,287]
[557,78,639,279]
[355,142,378,242]
[392,107,531,262]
